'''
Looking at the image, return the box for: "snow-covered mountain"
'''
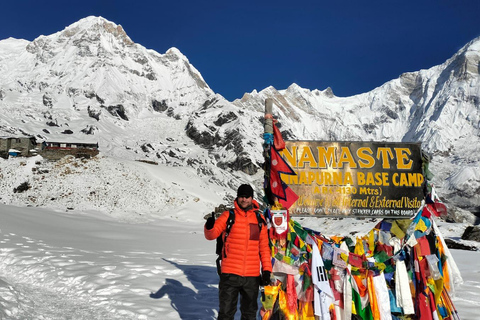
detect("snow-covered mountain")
[230,39,480,217]
[1,16,479,221]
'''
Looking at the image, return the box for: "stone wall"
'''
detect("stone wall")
[39,148,99,160]
[0,139,9,159]
[0,139,9,152]
[0,137,36,159]
[10,138,35,156]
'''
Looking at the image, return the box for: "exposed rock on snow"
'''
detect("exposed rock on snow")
[0,16,479,221]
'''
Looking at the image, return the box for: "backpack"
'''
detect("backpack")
[215,209,265,276]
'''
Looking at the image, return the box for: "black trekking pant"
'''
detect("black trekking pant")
[218,273,260,320]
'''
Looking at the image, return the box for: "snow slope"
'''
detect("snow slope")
[0,150,478,319]
[1,16,480,217]
[0,203,479,320]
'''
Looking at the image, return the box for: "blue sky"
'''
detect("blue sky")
[1,0,479,101]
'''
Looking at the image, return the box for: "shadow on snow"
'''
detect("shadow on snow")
[149,259,219,319]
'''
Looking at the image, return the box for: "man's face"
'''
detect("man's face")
[237,196,253,210]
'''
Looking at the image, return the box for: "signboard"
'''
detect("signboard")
[280,141,424,217]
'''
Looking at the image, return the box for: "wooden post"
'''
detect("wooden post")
[264,98,273,134]
[264,98,277,205]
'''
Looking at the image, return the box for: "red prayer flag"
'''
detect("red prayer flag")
[434,201,447,217]
[422,204,434,218]
[348,252,365,268]
[272,122,286,151]
[424,203,446,217]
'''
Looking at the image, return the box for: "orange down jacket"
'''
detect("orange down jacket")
[204,199,272,277]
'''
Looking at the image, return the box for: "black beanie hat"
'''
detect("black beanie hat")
[237,184,254,198]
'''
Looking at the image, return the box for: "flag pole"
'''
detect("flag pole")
[264,98,277,206]
[264,98,273,135]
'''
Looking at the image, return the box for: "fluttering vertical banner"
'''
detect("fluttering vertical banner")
[263,99,299,209]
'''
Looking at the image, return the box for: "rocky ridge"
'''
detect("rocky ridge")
[0,16,479,221]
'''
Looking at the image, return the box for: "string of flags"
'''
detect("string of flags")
[261,115,463,319]
[260,202,462,320]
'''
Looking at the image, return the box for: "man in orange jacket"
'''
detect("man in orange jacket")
[204,184,272,320]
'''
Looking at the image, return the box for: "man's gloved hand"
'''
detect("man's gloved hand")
[205,212,215,230]
[261,270,271,286]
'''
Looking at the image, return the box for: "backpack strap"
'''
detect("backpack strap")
[223,209,235,258]
[216,209,235,275]
[255,209,265,231]
[224,209,235,240]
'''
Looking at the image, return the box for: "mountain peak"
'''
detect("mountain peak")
[466,35,480,50]
[1,16,480,219]
[60,16,133,46]
[165,47,187,61]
